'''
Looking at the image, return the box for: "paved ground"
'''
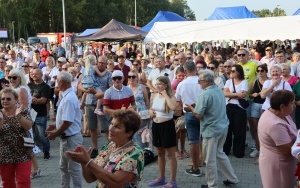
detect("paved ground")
[32,121,263,188]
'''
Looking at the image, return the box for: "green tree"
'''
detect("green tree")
[252,8,286,17]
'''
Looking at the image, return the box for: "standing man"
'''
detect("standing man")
[114,52,131,86]
[0,57,6,79]
[187,70,239,188]
[6,50,23,70]
[28,68,51,160]
[175,61,203,176]
[79,55,112,158]
[220,60,233,85]
[47,71,83,188]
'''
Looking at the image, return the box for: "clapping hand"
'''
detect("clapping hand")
[66,145,92,164]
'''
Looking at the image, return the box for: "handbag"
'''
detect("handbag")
[18,136,35,148]
[139,110,150,119]
[175,115,185,132]
[229,79,249,109]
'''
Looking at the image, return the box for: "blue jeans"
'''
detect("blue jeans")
[185,113,200,144]
[35,116,50,153]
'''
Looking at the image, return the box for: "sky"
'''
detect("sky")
[186,0,300,20]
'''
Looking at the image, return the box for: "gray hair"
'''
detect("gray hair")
[69,57,78,63]
[280,63,291,71]
[198,69,215,84]
[270,65,282,73]
[155,55,165,62]
[57,71,72,83]
[183,61,196,72]
[224,59,234,65]
[293,52,300,58]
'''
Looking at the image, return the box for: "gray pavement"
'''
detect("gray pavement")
[32,121,262,188]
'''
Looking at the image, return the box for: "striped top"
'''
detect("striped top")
[103,85,135,110]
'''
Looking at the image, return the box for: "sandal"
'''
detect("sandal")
[31,168,41,179]
[175,151,183,160]
[162,180,177,188]
[148,177,165,187]
[181,150,190,158]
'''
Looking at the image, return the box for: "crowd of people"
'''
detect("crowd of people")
[0,40,299,188]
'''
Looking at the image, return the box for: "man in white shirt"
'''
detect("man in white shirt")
[46,71,83,188]
[175,61,203,177]
[6,50,23,70]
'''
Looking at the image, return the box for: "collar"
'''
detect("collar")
[204,84,216,90]
[61,87,72,98]
[112,85,124,91]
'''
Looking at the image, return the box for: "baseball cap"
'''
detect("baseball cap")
[265,47,272,51]
[112,70,124,78]
[57,57,66,63]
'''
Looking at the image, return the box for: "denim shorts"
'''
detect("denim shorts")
[184,113,200,144]
[249,102,263,118]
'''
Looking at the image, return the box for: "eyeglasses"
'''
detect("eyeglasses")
[174,59,178,61]
[132,64,139,66]
[224,65,231,68]
[231,70,236,73]
[1,97,11,101]
[256,69,265,73]
[22,65,29,68]
[128,75,136,79]
[150,58,154,59]
[112,76,122,81]
[237,54,246,57]
[8,76,18,80]
[207,67,215,70]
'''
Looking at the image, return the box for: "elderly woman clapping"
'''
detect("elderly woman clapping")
[0,88,33,187]
[66,110,144,188]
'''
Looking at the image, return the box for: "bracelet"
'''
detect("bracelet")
[85,159,93,167]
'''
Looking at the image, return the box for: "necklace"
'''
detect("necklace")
[112,140,132,153]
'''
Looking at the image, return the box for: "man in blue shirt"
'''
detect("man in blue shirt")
[186,70,239,188]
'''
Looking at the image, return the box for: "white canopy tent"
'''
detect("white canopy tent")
[144,15,300,43]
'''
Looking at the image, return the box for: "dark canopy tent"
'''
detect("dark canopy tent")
[207,6,258,20]
[141,11,187,32]
[74,19,147,42]
[293,8,300,15]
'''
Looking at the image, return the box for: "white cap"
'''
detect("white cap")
[112,70,123,77]
[57,57,66,63]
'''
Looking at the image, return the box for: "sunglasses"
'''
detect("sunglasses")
[128,75,136,79]
[22,65,29,68]
[237,54,246,57]
[8,76,18,80]
[112,76,122,81]
[1,97,11,101]
[174,59,178,61]
[256,69,265,73]
[150,58,154,59]
[231,70,236,73]
[132,64,139,66]
[224,66,231,68]
[207,67,215,70]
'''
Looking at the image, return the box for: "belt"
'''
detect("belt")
[59,132,76,139]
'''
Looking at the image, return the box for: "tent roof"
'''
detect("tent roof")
[207,6,258,20]
[74,19,147,42]
[144,15,300,44]
[141,11,187,32]
[77,28,100,37]
[293,8,300,15]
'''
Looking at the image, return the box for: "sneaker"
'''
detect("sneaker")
[31,168,41,179]
[94,109,104,116]
[90,149,98,159]
[44,152,50,160]
[223,179,238,186]
[185,167,203,177]
[250,149,259,158]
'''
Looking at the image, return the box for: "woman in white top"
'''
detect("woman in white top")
[261,65,292,111]
[223,64,248,158]
[42,56,54,120]
[148,76,177,188]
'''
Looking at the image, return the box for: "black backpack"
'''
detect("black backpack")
[143,148,157,166]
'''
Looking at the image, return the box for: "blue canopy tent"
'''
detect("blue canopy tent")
[77,28,100,37]
[141,11,187,32]
[207,6,258,20]
[293,8,300,15]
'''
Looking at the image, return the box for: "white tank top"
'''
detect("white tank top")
[152,95,174,119]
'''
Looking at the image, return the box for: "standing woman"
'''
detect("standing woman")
[261,65,292,112]
[22,62,30,83]
[127,70,150,148]
[223,64,248,158]
[258,90,297,188]
[0,88,33,188]
[248,64,268,160]
[42,56,54,120]
[280,63,298,88]
[148,76,177,188]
